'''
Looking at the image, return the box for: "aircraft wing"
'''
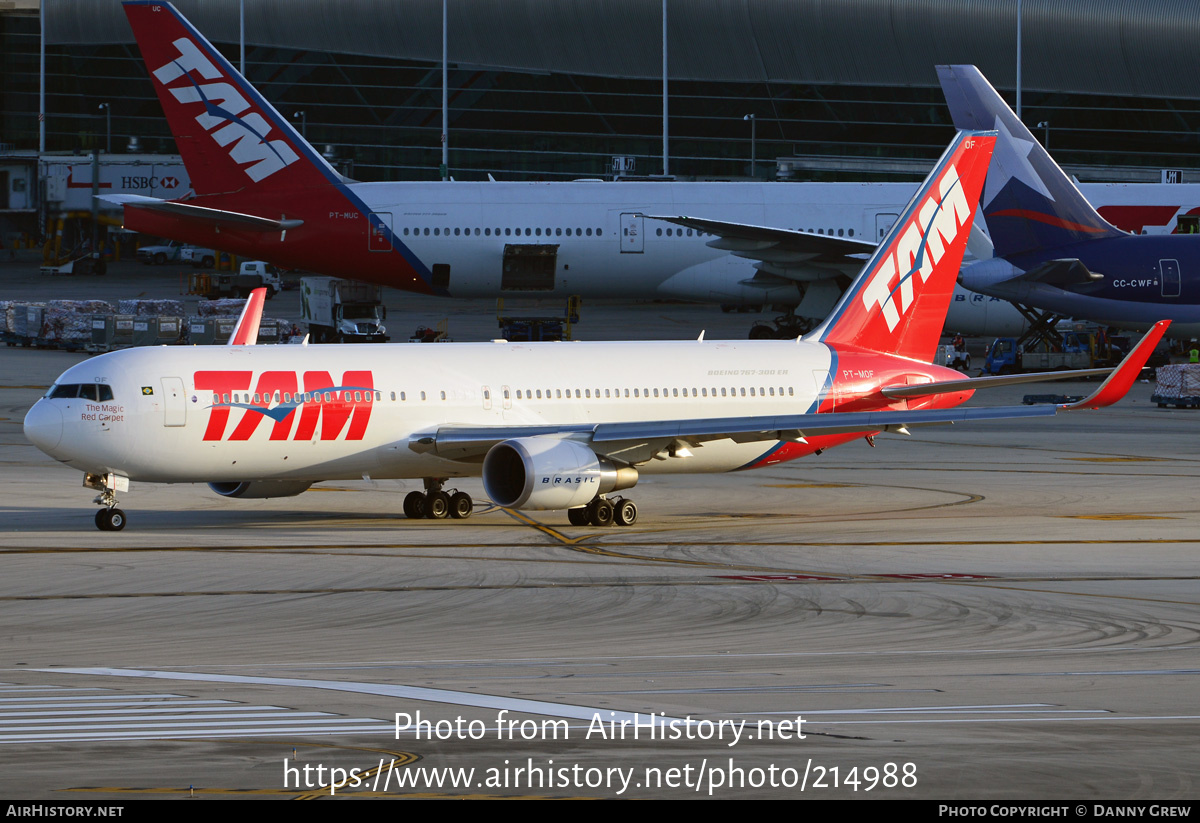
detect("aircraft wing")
[412,403,1061,464]
[411,320,1167,463]
[641,214,872,281]
[881,320,1169,403]
[99,194,304,233]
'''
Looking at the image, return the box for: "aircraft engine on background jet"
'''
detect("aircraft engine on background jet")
[208,481,314,499]
[482,438,638,510]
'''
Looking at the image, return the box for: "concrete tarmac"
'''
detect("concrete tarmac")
[1,262,1197,799]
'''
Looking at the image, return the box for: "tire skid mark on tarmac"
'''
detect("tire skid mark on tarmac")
[948,582,1200,609]
[882,436,1200,464]
[3,575,1198,604]
[0,579,765,601]
[806,465,1200,478]
[502,506,845,576]
[60,740,420,799]
[496,480,984,573]
[6,538,1200,556]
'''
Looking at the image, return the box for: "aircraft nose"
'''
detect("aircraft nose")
[24,400,63,453]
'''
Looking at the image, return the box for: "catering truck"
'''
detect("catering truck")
[300,276,388,343]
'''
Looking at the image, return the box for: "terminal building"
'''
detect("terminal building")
[3,0,1200,246]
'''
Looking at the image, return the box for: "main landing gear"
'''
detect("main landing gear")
[85,472,127,531]
[403,477,474,520]
[567,496,638,527]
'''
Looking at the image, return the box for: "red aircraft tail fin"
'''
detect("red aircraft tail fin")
[123,1,342,196]
[813,130,995,362]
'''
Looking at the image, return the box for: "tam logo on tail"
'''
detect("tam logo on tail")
[814,130,995,362]
[860,165,972,332]
[152,38,299,183]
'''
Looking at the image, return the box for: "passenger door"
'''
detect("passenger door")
[620,213,644,253]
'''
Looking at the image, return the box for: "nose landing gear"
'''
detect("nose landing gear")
[85,472,129,531]
[95,507,126,531]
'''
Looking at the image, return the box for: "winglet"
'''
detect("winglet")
[229,288,267,346]
[1060,321,1170,410]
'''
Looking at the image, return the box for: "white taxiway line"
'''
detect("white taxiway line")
[46,667,685,725]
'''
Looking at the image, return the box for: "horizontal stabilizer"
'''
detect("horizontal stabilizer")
[100,194,303,233]
[881,367,1119,399]
[881,320,1168,405]
[1018,258,1103,287]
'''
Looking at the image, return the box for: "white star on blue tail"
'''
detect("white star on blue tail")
[982,115,1054,209]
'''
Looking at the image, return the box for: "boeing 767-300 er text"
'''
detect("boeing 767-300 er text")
[111,2,1191,338]
[24,130,1168,531]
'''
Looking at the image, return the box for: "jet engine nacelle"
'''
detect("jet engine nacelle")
[482,438,638,510]
[208,480,314,499]
[958,257,1023,292]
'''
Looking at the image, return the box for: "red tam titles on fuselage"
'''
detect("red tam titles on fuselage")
[194,370,375,442]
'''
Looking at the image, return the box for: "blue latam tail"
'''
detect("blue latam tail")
[937,65,1127,259]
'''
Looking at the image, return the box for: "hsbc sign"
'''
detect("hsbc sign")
[120,175,179,190]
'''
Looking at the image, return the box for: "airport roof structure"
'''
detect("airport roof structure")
[43,0,1200,99]
[5,0,1200,182]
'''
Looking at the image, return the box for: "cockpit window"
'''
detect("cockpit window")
[46,383,114,400]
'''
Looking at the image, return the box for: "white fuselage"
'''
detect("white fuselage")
[353,179,1200,302]
[26,339,839,485]
[347,179,1200,336]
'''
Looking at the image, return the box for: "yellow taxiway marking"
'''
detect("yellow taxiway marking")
[762,482,856,488]
[1062,456,1164,463]
[1059,514,1177,520]
[501,508,593,545]
[62,741,418,799]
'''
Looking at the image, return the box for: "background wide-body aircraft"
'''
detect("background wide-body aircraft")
[24,129,1169,531]
[112,2,1196,339]
[943,65,1200,340]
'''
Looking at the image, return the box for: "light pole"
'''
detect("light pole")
[293,110,306,139]
[98,103,110,153]
[744,114,756,178]
[1037,120,1050,150]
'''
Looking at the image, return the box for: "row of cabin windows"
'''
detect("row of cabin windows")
[399,386,796,402]
[219,386,796,406]
[511,386,794,400]
[655,228,711,237]
[655,227,855,238]
[221,391,381,405]
[403,226,604,238]
[400,225,855,239]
